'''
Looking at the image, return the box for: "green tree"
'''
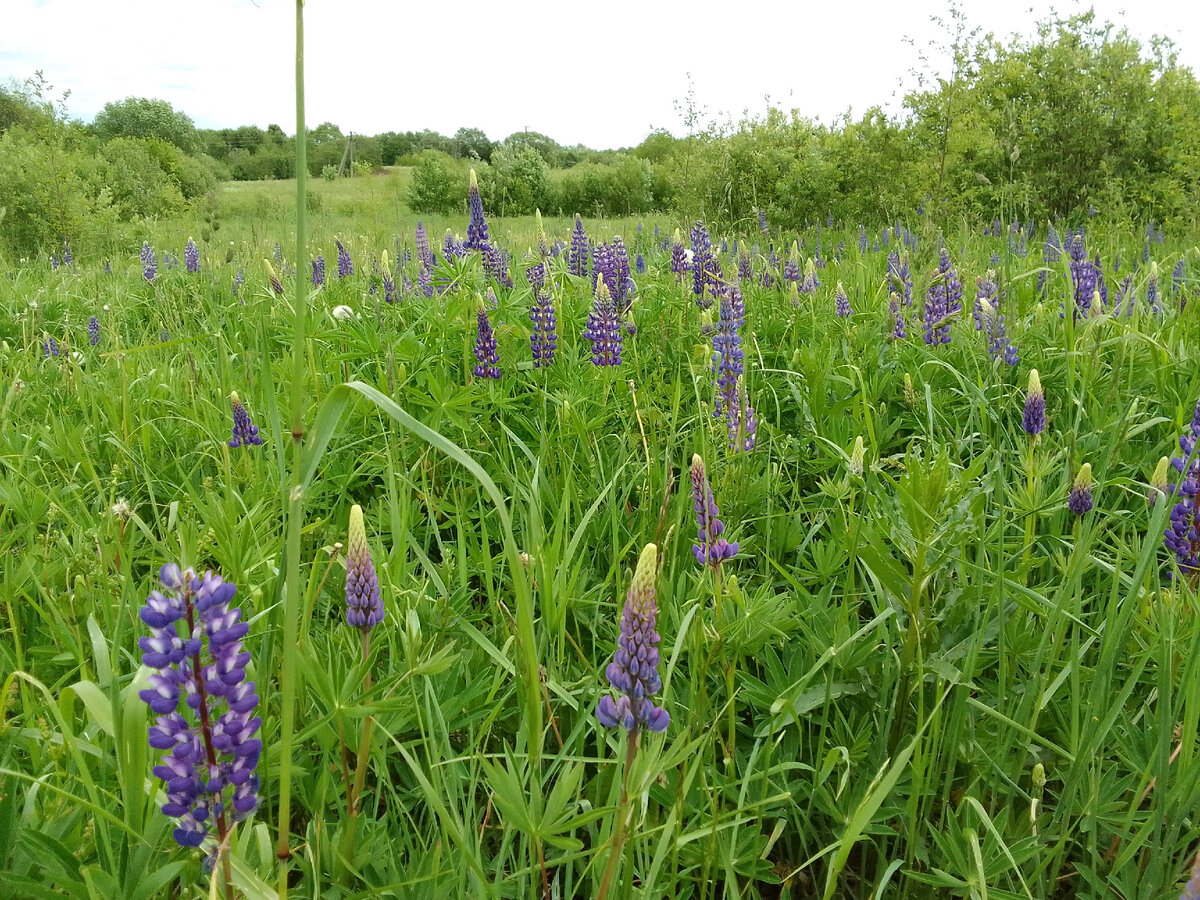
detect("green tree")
[452,127,494,162]
[93,97,199,153]
[406,150,462,214]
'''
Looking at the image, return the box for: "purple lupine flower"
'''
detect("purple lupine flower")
[312,255,325,286]
[736,378,758,452]
[483,244,511,287]
[381,252,397,303]
[973,271,997,330]
[62,243,72,267]
[415,223,435,270]
[569,214,588,277]
[529,286,558,368]
[472,304,500,379]
[800,259,820,295]
[782,255,801,284]
[712,287,745,421]
[670,231,688,282]
[1147,262,1162,315]
[51,252,60,270]
[582,280,622,366]
[336,239,353,279]
[417,265,434,298]
[881,228,889,249]
[525,262,546,292]
[1067,234,1101,318]
[608,236,634,312]
[887,251,910,306]
[834,281,853,317]
[1023,370,1045,436]
[758,208,768,235]
[443,229,463,263]
[596,543,668,734]
[88,316,100,347]
[1173,259,1187,296]
[141,242,157,282]
[1068,464,1094,516]
[737,249,752,282]
[346,505,384,630]
[1113,273,1134,317]
[889,292,907,339]
[228,392,263,448]
[923,249,962,346]
[232,266,244,302]
[43,336,59,357]
[1165,398,1200,576]
[138,564,261,849]
[980,296,1019,365]
[105,260,112,274]
[184,238,199,273]
[690,454,738,566]
[465,169,490,251]
[400,271,413,297]
[857,225,867,255]
[691,221,721,308]
[635,253,645,275]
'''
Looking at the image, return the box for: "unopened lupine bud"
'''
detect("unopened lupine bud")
[345,505,384,630]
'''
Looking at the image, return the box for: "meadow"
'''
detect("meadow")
[2,162,1200,900]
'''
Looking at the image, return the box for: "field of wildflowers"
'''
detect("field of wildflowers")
[4,16,1200,900]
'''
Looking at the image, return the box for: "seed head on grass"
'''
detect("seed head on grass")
[596,543,669,734]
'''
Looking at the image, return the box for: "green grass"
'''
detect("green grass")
[2,213,1200,899]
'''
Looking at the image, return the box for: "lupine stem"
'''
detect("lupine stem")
[596,729,639,900]
[276,1,307,893]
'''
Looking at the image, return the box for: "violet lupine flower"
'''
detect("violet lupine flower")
[758,208,768,235]
[346,505,384,630]
[980,297,1019,365]
[43,336,59,357]
[635,253,645,275]
[670,231,688,282]
[88,316,100,347]
[381,251,397,303]
[417,265,434,298]
[232,266,244,302]
[595,543,669,734]
[105,260,112,274]
[887,251,913,306]
[569,214,588,277]
[62,243,72,267]
[472,304,501,379]
[525,262,546,292]
[138,564,261,849]
[141,242,157,282]
[1068,464,1094,516]
[443,229,463,263]
[691,454,738,566]
[465,169,490,251]
[1165,398,1200,576]
[800,259,820,295]
[336,239,354,279]
[609,236,634,312]
[923,249,963,346]
[483,244,512,287]
[184,238,199,273]
[1147,262,1162,315]
[228,391,263,448]
[691,221,720,308]
[1067,234,1101,318]
[712,287,745,420]
[782,256,801,284]
[582,280,622,367]
[889,293,907,339]
[1023,370,1045,436]
[312,255,326,286]
[737,250,752,282]
[529,286,557,368]
[51,253,59,270]
[834,281,853,317]
[415,223,435,270]
[974,271,998,331]
[1113,274,1134,317]
[1173,259,1187,296]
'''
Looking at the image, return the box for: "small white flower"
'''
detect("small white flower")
[684,248,695,264]
[102,304,111,312]
[27,299,38,309]
[331,304,356,321]
[111,499,133,519]
[71,350,85,365]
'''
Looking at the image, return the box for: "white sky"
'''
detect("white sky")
[3,0,1199,150]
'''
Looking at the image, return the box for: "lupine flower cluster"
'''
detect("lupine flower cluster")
[529,287,558,368]
[858,225,868,254]
[782,252,801,284]
[138,564,261,849]
[594,237,634,313]
[1023,370,1045,436]
[43,336,59,357]
[1165,398,1200,576]
[1147,262,1162,315]
[923,249,963,346]
[336,239,354,279]
[381,251,397,303]
[346,505,385,630]
[88,315,100,346]
[473,305,501,379]
[800,259,820,295]
[525,262,546,292]
[184,238,199,273]
[443,229,464,263]
[691,222,721,308]
[1113,273,1134,317]
[583,281,623,366]
[889,292,907,339]
[979,296,1019,366]
[232,266,244,302]
[737,249,753,282]
[142,242,157,282]
[691,454,738,566]
[887,250,912,306]
[1068,464,1094,516]
[670,230,688,282]
[834,281,853,317]
[415,222,435,269]
[312,255,326,286]
[465,169,490,251]
[758,208,768,234]
[712,288,744,419]
[595,543,669,735]
[973,271,996,330]
[569,214,588,277]
[1173,259,1187,296]
[228,392,263,448]
[1067,234,1104,318]
[635,253,645,275]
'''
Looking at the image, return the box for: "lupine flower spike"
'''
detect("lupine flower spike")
[336,239,354,279]
[346,505,384,630]
[1023,369,1046,437]
[583,280,622,366]
[141,242,157,282]
[596,543,669,734]
[88,315,100,347]
[1068,464,1094,516]
[569,214,588,277]
[834,281,853,317]
[473,302,501,379]
[184,238,199,273]
[465,169,490,251]
[691,454,737,567]
[138,564,261,851]
[228,391,263,448]
[1165,398,1200,576]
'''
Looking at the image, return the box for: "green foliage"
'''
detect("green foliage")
[406,150,463,214]
[551,155,655,217]
[484,144,550,216]
[92,96,199,153]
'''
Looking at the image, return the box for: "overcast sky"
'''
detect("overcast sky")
[3,0,1199,150]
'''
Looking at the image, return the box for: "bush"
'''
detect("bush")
[407,151,462,214]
